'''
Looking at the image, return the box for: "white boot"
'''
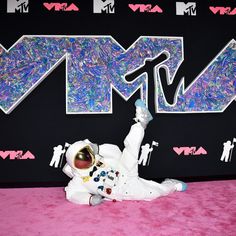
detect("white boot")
[162,178,188,192]
[134,99,153,129]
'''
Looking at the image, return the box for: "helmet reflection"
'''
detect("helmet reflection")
[74,146,95,169]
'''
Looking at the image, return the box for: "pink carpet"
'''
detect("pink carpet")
[0,180,236,236]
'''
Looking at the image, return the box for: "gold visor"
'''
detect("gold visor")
[74,146,95,169]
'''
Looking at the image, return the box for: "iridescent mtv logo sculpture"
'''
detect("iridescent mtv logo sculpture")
[0,36,235,114]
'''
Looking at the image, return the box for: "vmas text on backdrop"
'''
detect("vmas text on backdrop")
[0,36,235,115]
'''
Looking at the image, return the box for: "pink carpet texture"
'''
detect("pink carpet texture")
[0,180,236,236]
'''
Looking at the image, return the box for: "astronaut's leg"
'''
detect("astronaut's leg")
[120,99,153,176]
[120,122,145,174]
[118,177,187,201]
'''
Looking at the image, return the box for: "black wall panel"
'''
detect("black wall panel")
[0,0,235,185]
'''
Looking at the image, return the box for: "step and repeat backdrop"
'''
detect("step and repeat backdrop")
[0,0,235,185]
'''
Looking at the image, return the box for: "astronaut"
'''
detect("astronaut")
[138,143,153,166]
[50,145,65,168]
[63,99,187,206]
[220,140,234,162]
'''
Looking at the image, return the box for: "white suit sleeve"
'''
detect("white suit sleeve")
[65,178,92,205]
[66,191,92,205]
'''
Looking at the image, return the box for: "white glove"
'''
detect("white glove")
[89,195,104,206]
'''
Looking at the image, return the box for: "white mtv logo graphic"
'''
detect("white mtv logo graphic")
[94,0,115,13]
[176,2,196,16]
[7,0,29,13]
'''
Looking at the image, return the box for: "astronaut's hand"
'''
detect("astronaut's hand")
[89,195,104,206]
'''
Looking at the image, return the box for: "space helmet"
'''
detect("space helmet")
[66,140,96,169]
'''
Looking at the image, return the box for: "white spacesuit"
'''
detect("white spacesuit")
[63,99,187,205]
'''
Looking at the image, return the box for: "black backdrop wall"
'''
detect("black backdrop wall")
[0,0,235,186]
